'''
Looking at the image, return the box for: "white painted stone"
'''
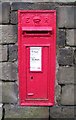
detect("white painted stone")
[0,104,2,120]
[0,82,2,103]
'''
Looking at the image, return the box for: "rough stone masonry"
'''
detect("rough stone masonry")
[0,1,76,120]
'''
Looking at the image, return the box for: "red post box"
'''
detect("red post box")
[18,10,56,106]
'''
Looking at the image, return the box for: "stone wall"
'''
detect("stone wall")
[0,1,76,120]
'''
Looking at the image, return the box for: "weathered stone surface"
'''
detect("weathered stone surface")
[0,45,7,62]
[4,105,49,118]
[0,2,10,24]
[57,6,76,28]
[58,67,75,84]
[2,82,18,103]
[0,82,2,103]
[58,48,74,66]
[74,49,76,64]
[61,85,75,105]
[10,11,18,24]
[57,29,66,47]
[75,30,76,46]
[0,62,17,81]
[0,3,2,24]
[0,0,76,2]
[0,25,17,44]
[50,106,75,118]
[9,45,18,62]
[0,104,2,120]
[55,85,61,104]
[11,2,58,10]
[56,59,59,74]
[66,29,76,46]
[75,65,76,87]
[0,25,2,44]
[16,0,76,2]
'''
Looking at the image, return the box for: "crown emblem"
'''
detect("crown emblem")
[33,16,41,24]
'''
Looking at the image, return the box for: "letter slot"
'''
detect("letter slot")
[22,27,53,36]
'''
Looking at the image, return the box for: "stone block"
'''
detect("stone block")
[56,59,59,74]
[57,29,66,47]
[20,0,76,2]
[0,62,17,81]
[75,65,76,85]
[0,104,2,120]
[58,48,74,66]
[66,29,76,46]
[61,85,76,105]
[0,2,10,24]
[0,0,76,2]
[2,82,18,103]
[0,45,7,62]
[11,2,58,10]
[10,11,18,24]
[0,3,2,24]
[50,106,75,118]
[74,49,76,64]
[57,6,76,28]
[0,25,17,44]
[9,45,18,62]
[58,67,75,84]
[55,85,61,104]
[4,105,49,119]
[60,0,75,1]
[0,82,2,103]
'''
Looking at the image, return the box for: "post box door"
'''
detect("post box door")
[26,46,49,100]
[18,10,56,106]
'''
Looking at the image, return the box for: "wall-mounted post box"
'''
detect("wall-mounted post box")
[18,10,56,106]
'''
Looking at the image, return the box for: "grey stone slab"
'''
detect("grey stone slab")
[0,3,2,24]
[0,25,17,44]
[0,2,10,24]
[11,2,58,10]
[58,47,74,66]
[56,0,75,1]
[0,104,2,120]
[61,85,75,105]
[74,49,76,64]
[66,29,76,46]
[18,0,76,2]
[57,6,76,28]
[57,29,66,47]
[58,67,75,84]
[0,45,7,62]
[0,62,17,81]
[0,45,2,62]
[0,82,2,103]
[2,82,18,103]
[55,85,61,104]
[0,0,76,2]
[2,2,10,23]
[10,11,18,24]
[50,106,75,118]
[4,105,49,118]
[9,45,18,62]
[0,25,2,44]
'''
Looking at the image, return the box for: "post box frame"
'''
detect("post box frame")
[18,10,56,106]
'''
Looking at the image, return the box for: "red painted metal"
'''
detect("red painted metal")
[18,10,56,106]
